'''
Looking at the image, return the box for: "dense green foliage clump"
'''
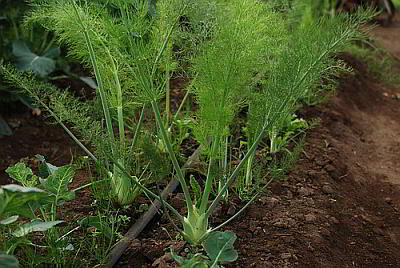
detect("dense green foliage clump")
[0,0,376,266]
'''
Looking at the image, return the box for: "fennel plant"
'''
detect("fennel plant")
[4,0,191,205]
[242,6,371,190]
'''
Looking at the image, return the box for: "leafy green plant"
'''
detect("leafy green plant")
[0,251,19,268]
[11,40,60,77]
[0,0,97,139]
[0,0,372,266]
[241,7,371,191]
[0,184,58,267]
[268,114,308,154]
[171,231,238,268]
[0,0,189,205]
[0,156,77,266]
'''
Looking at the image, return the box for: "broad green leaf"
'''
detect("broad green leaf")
[62,244,74,251]
[0,253,19,268]
[12,220,63,237]
[5,163,37,187]
[203,231,238,265]
[0,185,47,218]
[12,40,57,77]
[1,184,44,193]
[36,154,59,178]
[171,250,209,268]
[39,164,76,203]
[79,216,113,239]
[0,216,19,225]
[0,118,12,137]
[43,47,61,59]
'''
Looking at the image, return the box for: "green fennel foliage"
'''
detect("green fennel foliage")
[242,7,372,189]
[0,2,374,267]
[13,0,189,205]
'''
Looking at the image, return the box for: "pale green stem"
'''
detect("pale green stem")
[71,1,115,150]
[151,101,194,215]
[109,156,183,221]
[206,123,268,218]
[245,149,255,186]
[211,178,274,233]
[106,49,125,148]
[199,136,220,214]
[269,128,278,154]
[130,104,145,152]
[11,19,19,40]
[39,31,49,53]
[42,34,57,55]
[72,178,109,192]
[173,87,191,121]
[218,136,229,198]
[164,42,171,129]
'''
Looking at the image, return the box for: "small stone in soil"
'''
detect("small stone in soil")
[305,213,317,223]
[259,196,279,208]
[329,216,339,224]
[322,184,334,194]
[227,205,236,216]
[280,253,292,260]
[298,187,314,196]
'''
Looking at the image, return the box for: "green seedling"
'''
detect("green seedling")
[268,114,308,154]
[1,156,77,265]
[171,230,238,268]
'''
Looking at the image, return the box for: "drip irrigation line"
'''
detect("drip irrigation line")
[101,146,202,268]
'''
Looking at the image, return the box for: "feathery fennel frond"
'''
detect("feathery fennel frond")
[192,0,285,154]
[244,5,369,187]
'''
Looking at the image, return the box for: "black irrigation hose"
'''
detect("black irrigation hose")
[101,146,202,268]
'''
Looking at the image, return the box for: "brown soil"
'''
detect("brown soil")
[0,104,78,185]
[2,14,400,268]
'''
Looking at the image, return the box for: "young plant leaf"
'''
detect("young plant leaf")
[171,250,209,268]
[0,185,47,218]
[12,40,59,77]
[5,162,38,187]
[12,220,63,237]
[79,76,97,89]
[203,231,238,266]
[39,165,76,204]
[0,253,19,268]
[36,154,59,178]
[0,215,19,225]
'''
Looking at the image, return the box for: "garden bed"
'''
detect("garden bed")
[2,6,400,268]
